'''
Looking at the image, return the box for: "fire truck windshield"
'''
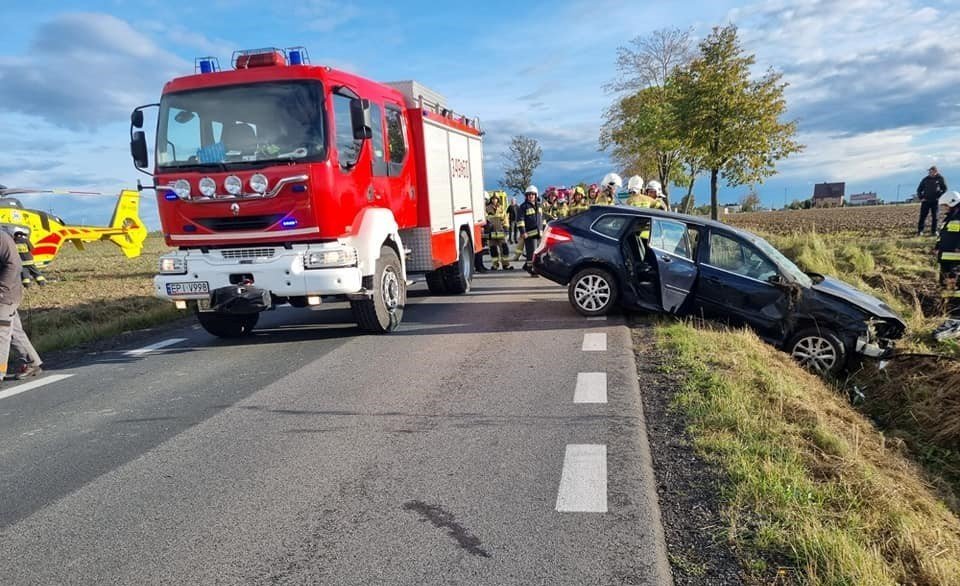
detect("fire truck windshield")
[156,81,325,170]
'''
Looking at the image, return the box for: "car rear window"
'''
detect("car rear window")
[591,214,631,238]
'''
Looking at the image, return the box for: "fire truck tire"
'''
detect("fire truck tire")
[425,270,448,294]
[443,230,473,294]
[195,311,259,338]
[351,245,405,333]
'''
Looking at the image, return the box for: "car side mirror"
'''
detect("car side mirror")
[130,131,149,168]
[351,98,372,140]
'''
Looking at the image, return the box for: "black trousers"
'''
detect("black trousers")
[511,223,520,243]
[523,237,540,263]
[919,200,939,234]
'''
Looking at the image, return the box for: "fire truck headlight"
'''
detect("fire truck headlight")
[303,247,358,269]
[199,177,216,198]
[250,173,269,194]
[159,255,187,274]
[172,179,191,200]
[224,175,243,196]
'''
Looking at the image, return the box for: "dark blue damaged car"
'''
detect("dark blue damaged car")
[532,206,906,376]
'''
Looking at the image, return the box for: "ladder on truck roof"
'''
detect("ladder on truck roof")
[383,80,482,131]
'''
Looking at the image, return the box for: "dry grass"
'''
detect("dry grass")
[18,234,180,353]
[658,321,960,585]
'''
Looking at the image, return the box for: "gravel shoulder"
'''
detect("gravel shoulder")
[630,318,749,585]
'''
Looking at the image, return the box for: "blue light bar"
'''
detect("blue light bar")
[164,191,178,201]
[285,46,310,66]
[292,184,307,193]
[194,56,221,74]
[281,218,298,228]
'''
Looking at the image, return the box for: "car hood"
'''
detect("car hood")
[811,277,905,325]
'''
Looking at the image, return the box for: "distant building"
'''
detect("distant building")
[812,182,845,208]
[848,191,880,206]
[722,203,742,214]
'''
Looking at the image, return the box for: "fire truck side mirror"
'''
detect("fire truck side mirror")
[131,131,149,169]
[350,98,373,140]
[131,109,144,129]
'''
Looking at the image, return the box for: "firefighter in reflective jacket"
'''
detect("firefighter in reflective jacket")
[486,193,512,270]
[542,188,565,227]
[597,173,621,205]
[645,180,670,211]
[935,191,960,308]
[516,185,542,274]
[569,186,590,216]
[625,175,655,208]
[13,228,46,287]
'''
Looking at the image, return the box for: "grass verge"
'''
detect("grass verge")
[18,234,182,354]
[656,320,960,585]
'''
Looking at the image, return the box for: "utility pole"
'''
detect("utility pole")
[783,187,788,209]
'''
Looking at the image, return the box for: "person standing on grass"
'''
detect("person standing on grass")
[0,228,42,381]
[917,166,948,236]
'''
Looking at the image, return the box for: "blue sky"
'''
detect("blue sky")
[1,0,958,228]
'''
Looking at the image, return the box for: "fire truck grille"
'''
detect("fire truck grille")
[195,214,285,231]
[219,248,276,260]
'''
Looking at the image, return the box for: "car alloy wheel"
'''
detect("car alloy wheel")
[791,335,840,375]
[574,274,611,312]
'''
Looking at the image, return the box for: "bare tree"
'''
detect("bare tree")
[601,28,695,203]
[605,28,695,93]
[499,136,542,196]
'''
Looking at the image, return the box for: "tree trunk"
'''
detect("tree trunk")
[684,174,696,214]
[710,168,719,220]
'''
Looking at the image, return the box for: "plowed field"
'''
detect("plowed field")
[725,204,921,234]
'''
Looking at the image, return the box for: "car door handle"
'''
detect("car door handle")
[659,255,672,263]
[706,275,721,283]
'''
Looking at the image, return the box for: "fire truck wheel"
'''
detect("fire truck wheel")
[425,270,448,294]
[352,245,405,333]
[443,230,474,294]
[195,311,259,338]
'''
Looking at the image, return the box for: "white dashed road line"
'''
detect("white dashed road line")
[0,374,75,402]
[581,332,607,351]
[573,373,607,404]
[124,338,188,357]
[556,444,608,513]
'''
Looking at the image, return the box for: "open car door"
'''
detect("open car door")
[648,218,698,313]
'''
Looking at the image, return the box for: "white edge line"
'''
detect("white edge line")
[556,444,607,513]
[125,338,188,357]
[574,372,607,404]
[0,374,74,401]
[581,332,607,352]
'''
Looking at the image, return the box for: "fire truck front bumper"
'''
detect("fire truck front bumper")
[154,245,364,307]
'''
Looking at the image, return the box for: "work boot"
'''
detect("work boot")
[13,363,42,380]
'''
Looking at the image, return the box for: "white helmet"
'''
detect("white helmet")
[525,185,539,196]
[645,180,663,196]
[626,175,644,194]
[939,190,960,208]
[601,173,623,190]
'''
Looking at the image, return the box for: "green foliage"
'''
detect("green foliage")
[498,135,542,196]
[672,25,803,219]
[740,190,761,212]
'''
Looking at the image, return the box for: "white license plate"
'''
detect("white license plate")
[166,281,210,296]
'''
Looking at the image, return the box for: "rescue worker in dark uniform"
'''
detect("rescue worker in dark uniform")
[918,166,948,236]
[935,191,960,308]
[516,185,542,275]
[13,228,46,286]
[507,197,520,243]
[486,193,512,270]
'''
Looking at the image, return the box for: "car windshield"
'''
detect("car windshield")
[156,81,325,169]
[749,233,813,287]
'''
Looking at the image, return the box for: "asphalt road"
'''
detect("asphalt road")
[0,270,671,585]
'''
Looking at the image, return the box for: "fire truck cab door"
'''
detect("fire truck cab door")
[367,101,390,206]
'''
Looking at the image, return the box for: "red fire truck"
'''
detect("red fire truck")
[130,47,486,336]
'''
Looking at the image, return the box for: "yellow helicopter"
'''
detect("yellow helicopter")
[0,185,147,267]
